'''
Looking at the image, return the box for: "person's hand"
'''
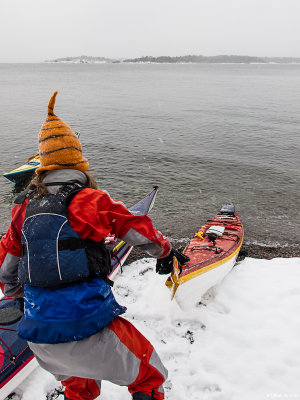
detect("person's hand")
[156,249,190,275]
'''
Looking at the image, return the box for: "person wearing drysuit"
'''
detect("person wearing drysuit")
[0,91,188,400]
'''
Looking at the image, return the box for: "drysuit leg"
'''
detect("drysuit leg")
[29,316,167,399]
[107,317,167,399]
[61,377,101,400]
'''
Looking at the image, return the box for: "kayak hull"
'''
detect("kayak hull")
[0,354,38,400]
[0,298,38,400]
[171,245,241,311]
[3,167,39,184]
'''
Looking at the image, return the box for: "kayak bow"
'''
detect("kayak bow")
[3,155,40,184]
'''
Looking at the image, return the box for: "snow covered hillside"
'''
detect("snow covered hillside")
[15,257,300,400]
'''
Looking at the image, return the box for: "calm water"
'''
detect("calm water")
[0,63,299,245]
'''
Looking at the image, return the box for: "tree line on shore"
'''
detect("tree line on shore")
[48,54,300,64]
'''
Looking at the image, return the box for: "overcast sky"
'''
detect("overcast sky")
[1,0,300,62]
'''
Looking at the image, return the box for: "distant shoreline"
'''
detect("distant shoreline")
[45,55,300,64]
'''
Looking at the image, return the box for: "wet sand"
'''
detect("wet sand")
[125,241,300,265]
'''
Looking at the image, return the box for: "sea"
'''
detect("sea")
[0,63,299,247]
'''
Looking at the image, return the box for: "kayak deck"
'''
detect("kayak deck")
[180,213,243,283]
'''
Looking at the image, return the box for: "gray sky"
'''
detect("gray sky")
[1,0,300,62]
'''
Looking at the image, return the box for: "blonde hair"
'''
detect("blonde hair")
[27,171,98,198]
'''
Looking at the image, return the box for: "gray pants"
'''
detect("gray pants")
[29,317,167,399]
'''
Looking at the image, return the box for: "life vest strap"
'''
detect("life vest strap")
[58,238,105,251]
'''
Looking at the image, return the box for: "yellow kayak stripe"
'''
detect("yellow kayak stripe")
[5,164,40,174]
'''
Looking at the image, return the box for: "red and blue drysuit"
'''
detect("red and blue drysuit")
[0,170,170,400]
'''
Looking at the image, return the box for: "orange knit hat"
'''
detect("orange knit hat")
[36,91,89,174]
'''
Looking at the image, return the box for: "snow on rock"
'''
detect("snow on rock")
[14,257,300,400]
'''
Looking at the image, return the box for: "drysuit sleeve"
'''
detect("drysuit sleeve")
[0,202,27,296]
[68,188,171,259]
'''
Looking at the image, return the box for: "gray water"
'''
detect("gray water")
[0,63,299,245]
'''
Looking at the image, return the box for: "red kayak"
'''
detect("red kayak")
[166,204,244,310]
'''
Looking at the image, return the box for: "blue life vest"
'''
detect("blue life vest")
[18,183,111,288]
[16,183,126,344]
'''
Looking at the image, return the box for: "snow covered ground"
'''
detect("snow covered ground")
[14,256,300,400]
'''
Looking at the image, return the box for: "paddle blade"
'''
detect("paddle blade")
[170,256,181,300]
